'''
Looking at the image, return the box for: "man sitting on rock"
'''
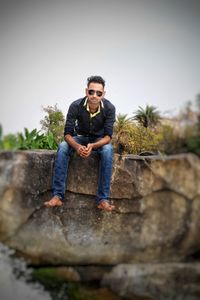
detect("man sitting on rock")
[44,75,116,212]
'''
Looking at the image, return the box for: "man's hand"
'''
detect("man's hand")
[77,144,93,158]
[84,143,93,157]
[77,145,87,157]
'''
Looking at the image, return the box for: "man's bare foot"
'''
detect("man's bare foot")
[97,200,115,212]
[44,196,63,208]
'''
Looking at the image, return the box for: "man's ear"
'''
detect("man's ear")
[85,88,88,96]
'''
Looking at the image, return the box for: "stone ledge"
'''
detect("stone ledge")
[102,263,200,300]
[0,150,199,265]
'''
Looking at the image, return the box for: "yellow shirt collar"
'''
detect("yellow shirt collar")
[84,97,104,118]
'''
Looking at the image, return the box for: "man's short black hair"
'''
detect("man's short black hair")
[87,75,105,88]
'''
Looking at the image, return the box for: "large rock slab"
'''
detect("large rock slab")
[102,263,200,300]
[0,150,199,265]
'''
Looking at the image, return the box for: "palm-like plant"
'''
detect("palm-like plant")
[114,113,133,132]
[133,105,161,128]
[113,114,133,154]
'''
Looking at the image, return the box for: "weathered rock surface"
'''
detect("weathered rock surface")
[102,263,200,300]
[0,150,199,265]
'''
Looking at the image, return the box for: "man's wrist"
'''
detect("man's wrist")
[76,145,82,153]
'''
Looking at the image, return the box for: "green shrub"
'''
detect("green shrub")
[157,124,184,154]
[185,135,200,156]
[40,104,65,144]
[1,133,19,150]
[156,124,200,156]
[113,123,163,154]
[0,124,3,150]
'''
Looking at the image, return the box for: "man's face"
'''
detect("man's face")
[85,82,105,106]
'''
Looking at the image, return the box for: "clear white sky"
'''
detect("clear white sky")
[1,0,200,135]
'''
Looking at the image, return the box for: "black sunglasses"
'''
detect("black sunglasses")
[88,89,103,97]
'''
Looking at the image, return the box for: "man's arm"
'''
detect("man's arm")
[64,101,87,156]
[64,101,79,137]
[64,134,86,156]
[103,103,116,138]
[88,135,111,150]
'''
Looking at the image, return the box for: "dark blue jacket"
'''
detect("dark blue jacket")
[64,97,115,138]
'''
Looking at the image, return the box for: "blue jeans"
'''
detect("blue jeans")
[52,136,113,204]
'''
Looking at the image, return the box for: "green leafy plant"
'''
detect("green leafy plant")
[42,131,58,150]
[1,128,58,150]
[17,128,40,149]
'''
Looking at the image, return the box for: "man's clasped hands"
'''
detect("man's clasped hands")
[77,144,94,158]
